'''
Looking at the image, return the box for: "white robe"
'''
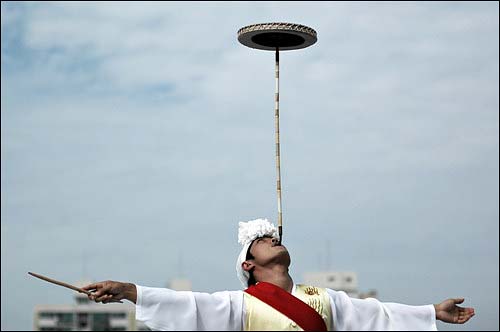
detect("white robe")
[135,284,438,331]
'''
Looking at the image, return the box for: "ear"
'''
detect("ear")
[242,261,255,272]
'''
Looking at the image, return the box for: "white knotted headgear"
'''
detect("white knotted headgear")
[235,218,279,288]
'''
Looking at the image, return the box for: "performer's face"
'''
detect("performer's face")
[247,235,290,267]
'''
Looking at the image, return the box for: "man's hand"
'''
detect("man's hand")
[434,298,475,324]
[82,280,137,304]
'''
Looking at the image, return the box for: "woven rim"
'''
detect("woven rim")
[237,22,317,51]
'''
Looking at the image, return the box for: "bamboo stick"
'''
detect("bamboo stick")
[28,271,92,295]
[28,271,123,303]
[275,47,283,245]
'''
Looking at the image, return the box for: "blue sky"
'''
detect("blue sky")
[1,2,498,330]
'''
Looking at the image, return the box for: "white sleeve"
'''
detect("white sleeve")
[327,289,438,331]
[135,285,244,331]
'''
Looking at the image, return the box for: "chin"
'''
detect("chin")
[276,251,291,266]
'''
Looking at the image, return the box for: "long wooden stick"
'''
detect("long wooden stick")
[28,271,92,295]
[275,47,283,245]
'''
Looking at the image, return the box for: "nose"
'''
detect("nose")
[272,238,278,244]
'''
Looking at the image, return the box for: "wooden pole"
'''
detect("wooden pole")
[275,47,283,245]
[28,271,123,303]
[28,271,92,295]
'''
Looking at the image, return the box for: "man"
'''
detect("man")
[83,218,475,331]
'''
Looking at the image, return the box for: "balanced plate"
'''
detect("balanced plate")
[238,22,317,51]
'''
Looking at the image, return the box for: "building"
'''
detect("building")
[166,278,191,291]
[34,278,195,331]
[303,271,377,299]
[33,280,149,331]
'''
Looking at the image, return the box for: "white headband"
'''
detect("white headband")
[235,218,279,288]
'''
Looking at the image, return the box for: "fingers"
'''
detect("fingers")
[461,307,475,314]
[459,311,474,323]
[94,292,112,302]
[92,293,116,304]
[82,282,102,291]
[86,283,111,302]
[101,294,115,304]
[83,280,125,304]
[91,285,112,301]
[453,298,464,304]
[457,307,475,324]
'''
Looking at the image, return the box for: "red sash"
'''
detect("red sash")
[245,282,327,331]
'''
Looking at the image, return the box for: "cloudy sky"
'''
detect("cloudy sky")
[1,1,498,330]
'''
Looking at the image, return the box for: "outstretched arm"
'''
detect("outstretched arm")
[327,289,439,330]
[434,298,475,324]
[82,281,244,331]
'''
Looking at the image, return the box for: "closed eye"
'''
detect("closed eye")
[256,236,272,243]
